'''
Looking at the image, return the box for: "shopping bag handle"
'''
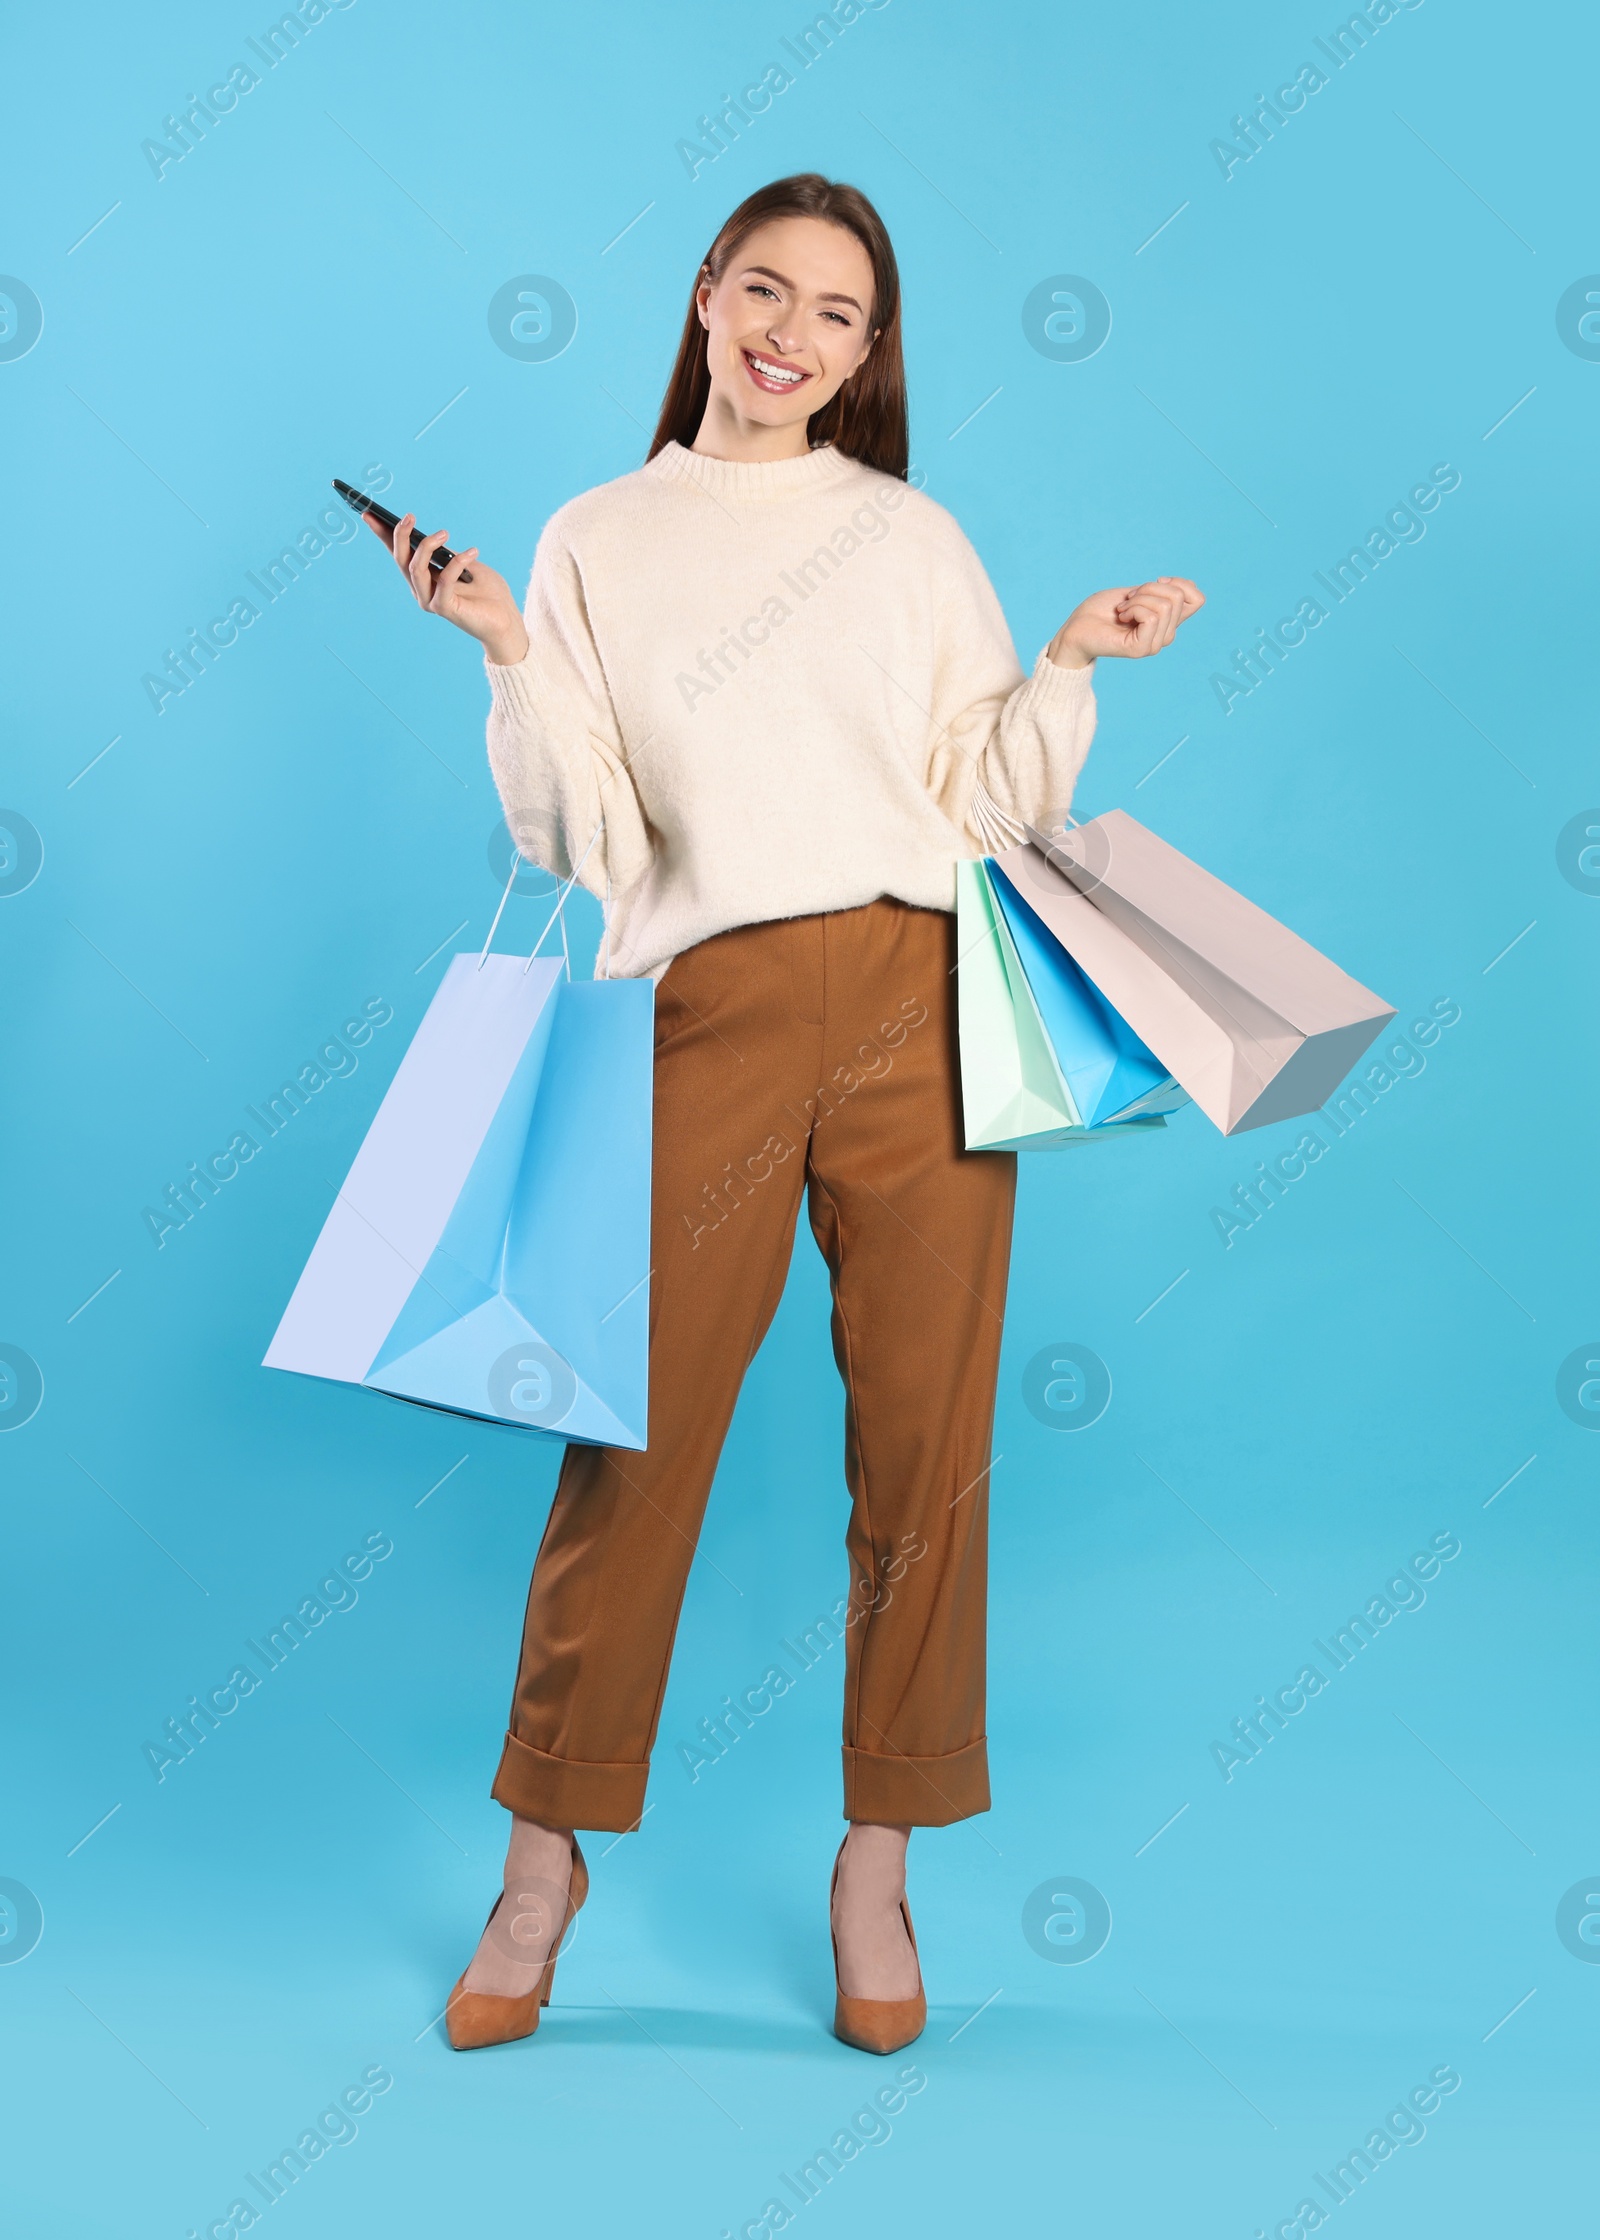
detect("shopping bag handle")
[1028,807,1083,876]
[477,824,603,978]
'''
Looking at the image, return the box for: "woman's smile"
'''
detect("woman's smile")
[740,344,812,392]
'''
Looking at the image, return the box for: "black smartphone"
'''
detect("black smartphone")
[333,479,475,582]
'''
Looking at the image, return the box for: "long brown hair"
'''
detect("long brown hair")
[648,173,907,479]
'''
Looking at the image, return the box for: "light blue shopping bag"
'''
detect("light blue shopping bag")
[987,859,1187,1128]
[264,887,652,1448]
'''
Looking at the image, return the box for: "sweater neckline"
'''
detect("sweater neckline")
[647,439,859,502]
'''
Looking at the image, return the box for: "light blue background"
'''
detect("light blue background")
[4,2,1596,2233]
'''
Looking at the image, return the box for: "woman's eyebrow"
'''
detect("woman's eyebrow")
[740,263,864,314]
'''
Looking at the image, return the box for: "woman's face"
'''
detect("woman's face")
[696,215,879,440]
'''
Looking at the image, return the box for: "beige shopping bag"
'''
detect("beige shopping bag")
[993,811,1395,1134]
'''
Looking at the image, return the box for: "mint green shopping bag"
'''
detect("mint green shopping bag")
[955,859,1167,1152]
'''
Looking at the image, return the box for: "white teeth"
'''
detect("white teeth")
[748,352,804,384]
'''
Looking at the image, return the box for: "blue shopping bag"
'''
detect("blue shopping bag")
[263,924,652,1448]
[987,858,1185,1128]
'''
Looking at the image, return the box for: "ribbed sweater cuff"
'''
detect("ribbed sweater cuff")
[484,647,543,723]
[1026,645,1097,705]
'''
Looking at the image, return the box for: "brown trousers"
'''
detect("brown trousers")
[491,899,1016,1832]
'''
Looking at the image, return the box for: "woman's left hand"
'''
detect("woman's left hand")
[1047,577,1205,669]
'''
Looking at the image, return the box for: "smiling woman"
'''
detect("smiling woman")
[369,167,1204,2062]
[651,176,906,475]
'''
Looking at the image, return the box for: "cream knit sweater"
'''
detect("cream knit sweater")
[484,438,1096,980]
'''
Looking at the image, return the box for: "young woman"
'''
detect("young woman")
[374,172,1201,2055]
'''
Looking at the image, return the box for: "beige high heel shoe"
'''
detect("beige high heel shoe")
[445,1839,589,2051]
[829,1837,927,2055]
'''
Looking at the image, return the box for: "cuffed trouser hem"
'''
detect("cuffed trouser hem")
[842,1738,990,1826]
[491,1731,648,1833]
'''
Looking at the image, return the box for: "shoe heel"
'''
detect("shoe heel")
[539,1839,588,2007]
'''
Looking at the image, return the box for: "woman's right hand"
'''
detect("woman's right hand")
[365,511,531,667]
